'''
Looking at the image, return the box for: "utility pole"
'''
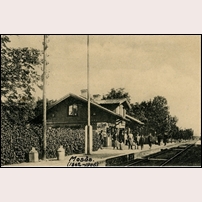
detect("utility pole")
[87,35,90,127]
[42,35,47,160]
[85,35,92,155]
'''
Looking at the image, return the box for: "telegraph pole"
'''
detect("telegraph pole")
[42,35,47,160]
[86,35,92,155]
[87,35,90,154]
[87,35,90,126]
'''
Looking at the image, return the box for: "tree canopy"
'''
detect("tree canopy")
[1,35,42,104]
[34,98,57,117]
[103,88,131,101]
[1,35,42,123]
[129,95,193,140]
[130,96,172,135]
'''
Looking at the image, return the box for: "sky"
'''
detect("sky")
[8,35,201,136]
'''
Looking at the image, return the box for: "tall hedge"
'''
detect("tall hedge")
[1,123,101,166]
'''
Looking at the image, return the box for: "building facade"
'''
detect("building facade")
[34,90,144,146]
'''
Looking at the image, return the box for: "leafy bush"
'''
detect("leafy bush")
[46,127,85,158]
[1,119,101,166]
[92,130,101,151]
[1,123,42,165]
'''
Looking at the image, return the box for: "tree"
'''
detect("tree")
[34,98,57,117]
[103,88,131,102]
[1,35,42,123]
[1,35,41,103]
[130,96,172,136]
[167,115,178,140]
[181,128,194,140]
[130,102,148,122]
[150,96,170,134]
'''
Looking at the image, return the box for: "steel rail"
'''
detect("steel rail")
[160,144,194,167]
[125,148,171,167]
[125,143,194,167]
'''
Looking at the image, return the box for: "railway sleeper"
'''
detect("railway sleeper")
[125,144,195,167]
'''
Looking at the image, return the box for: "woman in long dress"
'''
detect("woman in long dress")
[112,131,119,149]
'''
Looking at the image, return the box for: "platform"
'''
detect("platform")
[3,140,195,167]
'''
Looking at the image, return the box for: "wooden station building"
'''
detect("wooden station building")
[34,89,144,146]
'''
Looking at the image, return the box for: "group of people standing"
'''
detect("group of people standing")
[126,129,145,150]
[99,128,168,150]
[111,128,145,150]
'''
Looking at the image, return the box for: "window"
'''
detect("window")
[68,104,78,116]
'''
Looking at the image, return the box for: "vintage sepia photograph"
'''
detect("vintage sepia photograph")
[1,35,201,167]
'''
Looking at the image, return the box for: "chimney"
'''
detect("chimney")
[80,89,88,98]
[93,94,102,101]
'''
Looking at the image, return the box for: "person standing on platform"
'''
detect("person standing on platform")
[163,133,167,146]
[148,133,152,149]
[121,130,125,144]
[124,131,128,145]
[99,130,104,149]
[128,128,133,149]
[132,133,137,149]
[112,129,119,149]
[139,134,145,150]
[136,133,140,149]
[157,133,161,146]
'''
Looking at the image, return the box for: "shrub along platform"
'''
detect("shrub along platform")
[1,124,101,166]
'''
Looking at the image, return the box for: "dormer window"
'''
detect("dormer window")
[68,104,78,116]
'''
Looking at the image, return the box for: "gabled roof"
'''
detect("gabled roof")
[47,93,129,121]
[35,93,143,125]
[95,98,131,109]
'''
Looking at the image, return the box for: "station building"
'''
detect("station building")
[34,89,144,147]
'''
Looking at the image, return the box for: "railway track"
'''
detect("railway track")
[125,143,198,167]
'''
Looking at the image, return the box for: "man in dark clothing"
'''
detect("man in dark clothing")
[157,134,161,146]
[112,130,119,149]
[148,133,152,149]
[139,134,145,150]
[163,134,167,146]
[136,133,140,149]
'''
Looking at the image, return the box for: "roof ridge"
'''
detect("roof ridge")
[33,93,145,124]
[125,114,144,125]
